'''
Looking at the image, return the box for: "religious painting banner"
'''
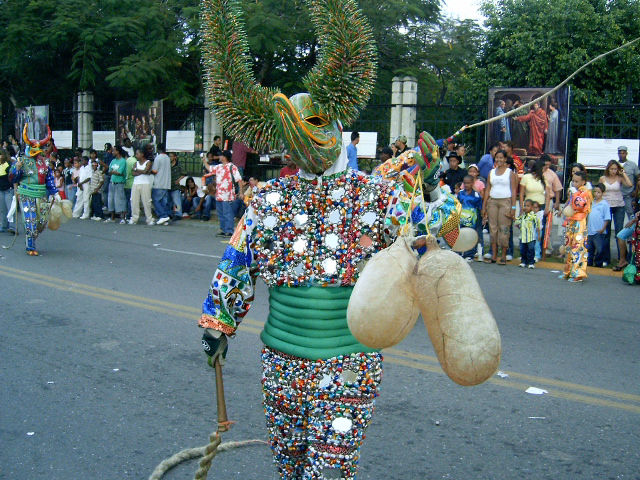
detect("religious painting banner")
[15,106,49,146]
[487,86,570,165]
[115,101,163,150]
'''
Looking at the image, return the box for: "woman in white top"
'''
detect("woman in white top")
[482,149,518,264]
[129,149,155,225]
[599,159,632,266]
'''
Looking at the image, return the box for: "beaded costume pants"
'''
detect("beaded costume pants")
[19,196,49,251]
[261,347,382,480]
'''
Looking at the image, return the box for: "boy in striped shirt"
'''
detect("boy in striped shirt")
[515,199,541,268]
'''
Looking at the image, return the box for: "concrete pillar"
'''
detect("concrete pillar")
[77,91,93,151]
[203,94,223,152]
[389,76,418,148]
[389,76,403,144]
[401,76,418,148]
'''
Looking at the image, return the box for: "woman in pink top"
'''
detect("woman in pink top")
[599,159,632,267]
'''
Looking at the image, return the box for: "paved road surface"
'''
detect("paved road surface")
[1,219,638,479]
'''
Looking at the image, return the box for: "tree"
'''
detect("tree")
[406,18,484,104]
[476,0,640,104]
[0,0,202,107]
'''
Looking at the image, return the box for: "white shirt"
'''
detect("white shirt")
[78,163,93,183]
[489,168,513,199]
[132,160,153,185]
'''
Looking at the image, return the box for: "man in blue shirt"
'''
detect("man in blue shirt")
[347,131,359,170]
[477,143,498,182]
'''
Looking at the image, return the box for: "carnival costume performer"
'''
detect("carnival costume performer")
[198,1,496,479]
[9,124,60,255]
[561,174,592,282]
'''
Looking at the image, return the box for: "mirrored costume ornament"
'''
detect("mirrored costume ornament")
[9,124,60,255]
[198,1,469,478]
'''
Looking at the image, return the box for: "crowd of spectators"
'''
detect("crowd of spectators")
[384,133,640,274]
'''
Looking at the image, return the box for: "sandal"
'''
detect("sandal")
[613,263,628,272]
[484,258,497,264]
[497,259,507,265]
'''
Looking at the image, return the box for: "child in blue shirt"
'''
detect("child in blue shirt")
[457,175,483,260]
[587,183,611,267]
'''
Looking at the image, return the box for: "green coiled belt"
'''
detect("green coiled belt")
[18,183,47,198]
[260,286,378,360]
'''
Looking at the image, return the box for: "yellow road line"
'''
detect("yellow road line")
[386,347,640,403]
[2,265,639,413]
[385,356,640,414]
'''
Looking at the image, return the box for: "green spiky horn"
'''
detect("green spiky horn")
[303,0,377,126]
[201,0,377,148]
[201,0,281,151]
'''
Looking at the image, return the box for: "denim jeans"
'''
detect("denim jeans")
[587,233,607,267]
[151,188,170,219]
[521,241,536,266]
[124,188,132,218]
[169,189,182,218]
[0,188,15,230]
[91,193,104,218]
[216,200,234,234]
[603,206,626,263]
[67,186,77,207]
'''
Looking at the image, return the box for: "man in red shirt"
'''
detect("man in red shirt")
[231,141,256,176]
[279,158,299,178]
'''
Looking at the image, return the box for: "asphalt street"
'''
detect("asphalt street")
[1,217,639,480]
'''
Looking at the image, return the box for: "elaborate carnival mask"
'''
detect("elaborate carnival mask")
[273,93,342,175]
[201,0,376,175]
[23,123,52,158]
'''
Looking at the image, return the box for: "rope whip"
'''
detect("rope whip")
[457,35,640,132]
[148,358,267,480]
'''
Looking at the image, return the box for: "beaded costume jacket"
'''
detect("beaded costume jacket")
[199,153,460,337]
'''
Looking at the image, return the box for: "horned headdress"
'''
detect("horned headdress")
[201,0,377,174]
[22,123,52,157]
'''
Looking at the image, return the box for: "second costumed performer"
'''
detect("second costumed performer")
[198,1,501,479]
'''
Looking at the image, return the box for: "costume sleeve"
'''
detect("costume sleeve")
[45,168,57,195]
[199,207,257,336]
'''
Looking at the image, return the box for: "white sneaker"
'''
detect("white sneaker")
[146,220,156,226]
[128,219,136,225]
[91,216,102,221]
[519,263,525,268]
[104,218,113,223]
[506,255,513,261]
[465,257,473,262]
[528,264,535,269]
[80,215,90,220]
[157,216,170,225]
[603,262,608,267]
[483,253,492,259]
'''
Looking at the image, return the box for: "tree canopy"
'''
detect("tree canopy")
[1,0,639,111]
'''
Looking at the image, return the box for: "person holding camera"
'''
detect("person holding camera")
[600,159,632,267]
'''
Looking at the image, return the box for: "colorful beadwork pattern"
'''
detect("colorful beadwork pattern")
[262,347,382,479]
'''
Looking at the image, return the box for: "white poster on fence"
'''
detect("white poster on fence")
[52,130,73,149]
[577,138,639,169]
[166,130,195,152]
[342,132,377,158]
[92,131,116,150]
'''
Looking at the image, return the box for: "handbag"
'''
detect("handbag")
[622,263,637,285]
